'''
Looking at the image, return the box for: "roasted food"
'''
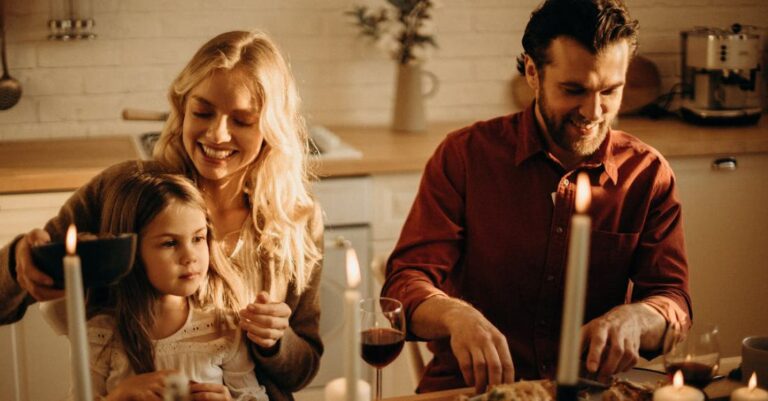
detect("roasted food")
[461,376,660,401]
[461,380,555,401]
[601,378,659,401]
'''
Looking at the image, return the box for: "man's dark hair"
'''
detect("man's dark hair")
[515,0,639,75]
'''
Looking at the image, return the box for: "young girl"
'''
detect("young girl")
[85,172,268,401]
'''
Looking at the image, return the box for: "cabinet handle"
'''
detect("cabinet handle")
[711,157,738,171]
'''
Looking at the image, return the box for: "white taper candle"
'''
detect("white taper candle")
[557,172,591,385]
[64,225,93,401]
[345,245,361,401]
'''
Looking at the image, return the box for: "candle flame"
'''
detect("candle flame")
[575,172,591,214]
[673,370,684,388]
[749,372,757,390]
[65,224,77,255]
[345,247,361,288]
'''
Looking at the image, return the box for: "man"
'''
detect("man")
[381,0,692,394]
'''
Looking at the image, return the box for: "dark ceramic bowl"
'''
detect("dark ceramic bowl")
[30,233,137,289]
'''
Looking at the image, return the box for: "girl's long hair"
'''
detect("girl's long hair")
[153,31,321,295]
[90,172,245,374]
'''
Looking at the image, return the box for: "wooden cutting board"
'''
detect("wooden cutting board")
[621,55,662,115]
[510,55,662,115]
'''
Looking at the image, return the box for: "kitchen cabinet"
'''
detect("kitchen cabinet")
[371,173,422,261]
[0,191,73,401]
[300,173,426,399]
[297,177,375,400]
[668,152,768,357]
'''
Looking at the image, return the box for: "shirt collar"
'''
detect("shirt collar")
[583,128,618,185]
[514,103,618,185]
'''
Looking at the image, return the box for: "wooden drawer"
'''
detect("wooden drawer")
[0,192,72,243]
[313,177,372,226]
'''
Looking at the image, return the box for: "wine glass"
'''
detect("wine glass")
[663,323,721,388]
[360,297,406,401]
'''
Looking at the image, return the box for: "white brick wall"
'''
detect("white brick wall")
[0,0,766,140]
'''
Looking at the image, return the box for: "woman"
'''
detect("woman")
[0,31,323,401]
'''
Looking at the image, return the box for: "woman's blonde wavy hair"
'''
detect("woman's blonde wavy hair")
[153,30,321,294]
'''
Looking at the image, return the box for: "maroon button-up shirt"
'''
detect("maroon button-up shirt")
[381,106,692,393]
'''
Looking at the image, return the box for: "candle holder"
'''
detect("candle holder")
[557,384,580,401]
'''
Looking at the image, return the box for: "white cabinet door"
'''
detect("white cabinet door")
[669,153,768,356]
[0,191,73,401]
[371,173,422,261]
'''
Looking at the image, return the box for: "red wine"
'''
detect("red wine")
[665,361,716,388]
[361,327,405,368]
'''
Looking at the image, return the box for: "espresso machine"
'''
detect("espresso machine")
[680,24,763,124]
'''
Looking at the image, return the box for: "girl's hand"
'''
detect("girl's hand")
[104,370,177,401]
[189,382,232,400]
[14,229,64,301]
[239,291,291,350]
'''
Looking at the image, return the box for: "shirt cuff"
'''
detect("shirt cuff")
[641,295,691,332]
[8,234,24,282]
[390,278,448,341]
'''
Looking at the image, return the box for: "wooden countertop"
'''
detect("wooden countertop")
[1,116,767,194]
[0,136,138,194]
[319,115,768,178]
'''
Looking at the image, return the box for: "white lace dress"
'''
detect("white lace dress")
[86,303,268,401]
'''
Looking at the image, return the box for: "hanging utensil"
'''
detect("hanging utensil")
[0,0,21,110]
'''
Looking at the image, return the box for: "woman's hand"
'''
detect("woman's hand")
[189,382,232,400]
[104,370,177,401]
[239,291,291,351]
[14,228,64,301]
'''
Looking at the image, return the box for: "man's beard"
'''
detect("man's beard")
[538,91,609,158]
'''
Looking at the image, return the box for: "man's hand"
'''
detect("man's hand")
[447,307,515,393]
[14,229,64,301]
[412,297,514,393]
[581,303,666,379]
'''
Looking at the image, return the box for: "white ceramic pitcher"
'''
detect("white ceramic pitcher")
[392,63,439,133]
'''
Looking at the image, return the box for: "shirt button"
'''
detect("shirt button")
[539,319,548,327]
[540,362,547,372]
[546,274,555,281]
[563,178,570,186]
[555,226,564,234]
